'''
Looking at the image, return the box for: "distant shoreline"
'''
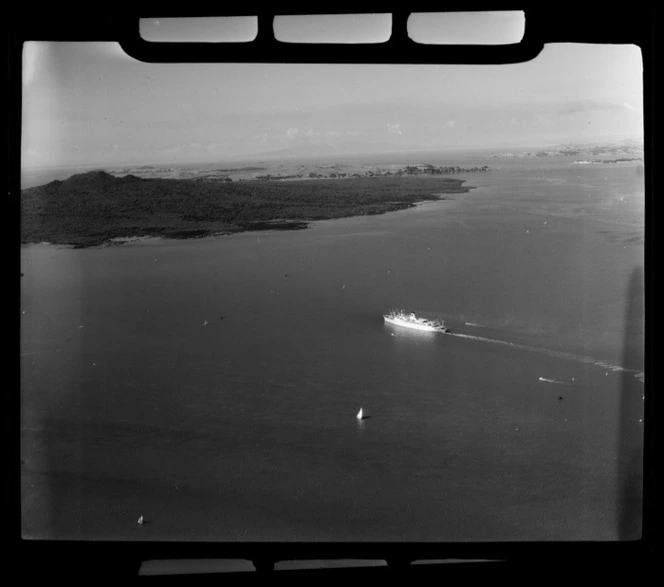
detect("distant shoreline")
[21,171,476,249]
[103,162,489,184]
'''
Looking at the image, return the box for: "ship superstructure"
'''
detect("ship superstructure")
[383,310,448,333]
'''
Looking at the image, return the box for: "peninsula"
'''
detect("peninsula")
[21,170,476,248]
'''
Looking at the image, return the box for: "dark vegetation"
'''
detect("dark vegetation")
[594,158,643,164]
[21,170,473,248]
[256,164,489,181]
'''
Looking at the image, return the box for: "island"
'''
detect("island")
[21,170,477,248]
[485,139,643,160]
[103,162,490,183]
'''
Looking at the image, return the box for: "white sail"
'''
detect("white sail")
[137,515,144,525]
[356,408,363,420]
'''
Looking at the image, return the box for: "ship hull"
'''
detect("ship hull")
[384,316,442,332]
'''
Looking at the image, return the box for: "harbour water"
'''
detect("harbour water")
[20,154,645,541]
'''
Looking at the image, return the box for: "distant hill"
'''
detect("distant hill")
[21,171,472,248]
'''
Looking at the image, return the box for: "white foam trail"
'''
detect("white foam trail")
[20,349,64,357]
[538,376,569,386]
[446,332,644,382]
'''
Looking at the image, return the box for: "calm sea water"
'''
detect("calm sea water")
[20,156,645,541]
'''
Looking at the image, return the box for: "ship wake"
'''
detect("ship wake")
[446,332,644,383]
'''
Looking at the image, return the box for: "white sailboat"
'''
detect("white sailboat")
[137,515,144,525]
[356,407,364,420]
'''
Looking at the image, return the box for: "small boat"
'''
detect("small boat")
[137,515,144,525]
[356,407,364,420]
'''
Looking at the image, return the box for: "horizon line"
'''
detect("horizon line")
[20,136,644,172]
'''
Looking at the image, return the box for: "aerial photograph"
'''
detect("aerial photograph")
[20,17,645,548]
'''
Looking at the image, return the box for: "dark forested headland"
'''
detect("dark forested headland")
[21,170,475,248]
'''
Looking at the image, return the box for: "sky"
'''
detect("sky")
[21,31,644,168]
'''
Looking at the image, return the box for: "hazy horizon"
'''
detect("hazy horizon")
[21,41,643,169]
[19,138,645,174]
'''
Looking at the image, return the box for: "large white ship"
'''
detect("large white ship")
[383,310,448,333]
